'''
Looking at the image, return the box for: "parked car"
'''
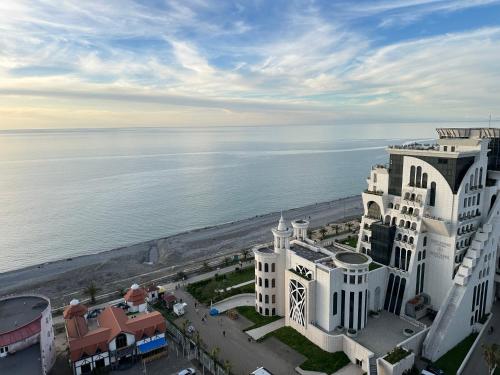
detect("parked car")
[425,365,445,375]
[178,368,196,375]
[87,308,103,318]
[114,302,128,310]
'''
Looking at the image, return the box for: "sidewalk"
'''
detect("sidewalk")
[246,318,285,340]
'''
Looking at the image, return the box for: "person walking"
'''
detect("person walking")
[222,330,226,337]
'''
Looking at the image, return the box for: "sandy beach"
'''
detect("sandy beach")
[0,195,362,308]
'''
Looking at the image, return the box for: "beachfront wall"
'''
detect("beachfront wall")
[377,352,415,375]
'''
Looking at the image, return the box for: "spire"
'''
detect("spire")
[278,211,286,231]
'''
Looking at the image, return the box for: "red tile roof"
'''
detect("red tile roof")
[65,304,166,362]
[124,286,147,306]
[63,303,88,319]
[0,318,41,347]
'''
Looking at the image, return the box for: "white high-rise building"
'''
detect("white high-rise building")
[253,128,500,374]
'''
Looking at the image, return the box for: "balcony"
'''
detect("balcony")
[364,189,384,196]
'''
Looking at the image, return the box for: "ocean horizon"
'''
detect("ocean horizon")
[0,123,443,273]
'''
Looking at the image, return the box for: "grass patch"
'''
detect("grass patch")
[235,306,281,330]
[187,266,255,304]
[339,236,358,248]
[433,333,478,375]
[369,262,382,271]
[262,326,350,373]
[385,347,410,364]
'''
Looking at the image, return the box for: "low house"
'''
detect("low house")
[64,299,167,375]
[124,284,147,313]
[146,285,159,303]
[162,293,177,309]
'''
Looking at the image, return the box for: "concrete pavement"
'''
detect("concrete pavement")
[246,318,285,340]
[174,288,304,375]
[212,293,255,313]
[461,301,500,374]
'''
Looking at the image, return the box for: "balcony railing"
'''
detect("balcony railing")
[364,189,384,196]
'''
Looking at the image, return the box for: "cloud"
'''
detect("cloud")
[0,0,499,128]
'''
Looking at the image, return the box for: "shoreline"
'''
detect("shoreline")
[0,195,362,306]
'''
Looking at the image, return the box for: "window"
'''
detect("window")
[259,277,262,286]
[258,262,262,271]
[265,295,269,303]
[416,166,422,187]
[264,263,269,272]
[265,308,269,316]
[333,292,338,315]
[422,173,428,188]
[443,146,448,151]
[344,274,347,283]
[430,182,436,206]
[259,293,262,302]
[477,193,481,205]
[350,275,355,284]
[265,279,269,288]
[271,263,275,272]
[259,306,262,314]
[272,308,276,316]
[272,295,276,303]
[116,333,128,349]
[451,146,455,152]
[410,166,416,186]
[272,279,276,288]
[358,275,362,284]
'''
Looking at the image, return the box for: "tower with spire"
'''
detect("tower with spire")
[272,212,292,253]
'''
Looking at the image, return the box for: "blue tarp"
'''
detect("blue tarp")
[209,308,219,316]
[137,336,167,353]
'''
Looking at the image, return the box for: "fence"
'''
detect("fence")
[166,323,230,375]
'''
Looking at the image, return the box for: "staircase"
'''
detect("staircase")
[368,356,378,375]
[422,284,465,359]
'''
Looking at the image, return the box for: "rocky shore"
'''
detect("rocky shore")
[0,195,362,308]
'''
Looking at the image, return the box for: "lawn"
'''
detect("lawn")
[187,266,255,304]
[433,333,478,375]
[263,326,350,374]
[236,306,282,330]
[339,236,358,248]
[369,262,382,271]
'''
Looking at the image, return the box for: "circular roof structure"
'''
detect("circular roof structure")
[334,252,371,268]
[0,296,48,335]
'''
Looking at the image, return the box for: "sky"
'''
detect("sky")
[1,0,500,129]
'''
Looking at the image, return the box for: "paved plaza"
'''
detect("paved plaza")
[175,289,304,375]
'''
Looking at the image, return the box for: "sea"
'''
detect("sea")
[0,123,443,272]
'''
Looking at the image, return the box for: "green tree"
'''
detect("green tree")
[483,343,500,374]
[331,224,339,235]
[211,346,220,362]
[203,261,211,271]
[83,281,100,304]
[224,359,232,374]
[346,222,354,232]
[241,249,249,261]
[319,228,327,239]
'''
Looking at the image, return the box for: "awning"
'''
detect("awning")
[137,337,167,354]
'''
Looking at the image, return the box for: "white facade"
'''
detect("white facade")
[253,128,500,373]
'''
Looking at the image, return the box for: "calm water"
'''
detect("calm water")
[0,124,440,272]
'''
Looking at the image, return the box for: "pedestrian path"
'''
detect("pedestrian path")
[246,318,285,340]
[212,293,255,312]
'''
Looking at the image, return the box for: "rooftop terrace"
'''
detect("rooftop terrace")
[0,296,48,335]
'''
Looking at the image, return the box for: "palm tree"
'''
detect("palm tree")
[203,261,210,271]
[241,249,249,261]
[331,224,339,235]
[319,228,327,239]
[224,257,231,266]
[346,222,354,232]
[210,346,220,362]
[83,281,100,304]
[483,343,500,374]
[224,359,232,374]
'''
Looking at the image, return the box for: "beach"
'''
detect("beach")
[0,195,362,308]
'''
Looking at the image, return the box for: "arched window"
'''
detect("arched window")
[265,279,269,288]
[402,206,407,214]
[399,219,405,227]
[258,262,262,271]
[264,263,269,272]
[271,263,276,272]
[391,217,397,226]
[479,167,483,186]
[265,295,269,304]
[404,192,410,200]
[401,249,407,271]
[405,221,411,229]
[395,247,401,268]
[470,174,474,187]
[259,277,262,286]
[465,183,469,193]
[367,201,382,219]
[272,295,276,303]
[272,279,276,288]
[116,333,128,349]
[416,166,422,187]
[333,292,338,315]
[411,222,417,230]
[474,168,478,187]
[259,293,262,302]
[403,235,408,242]
[388,203,394,209]
[410,166,416,186]
[385,215,391,224]
[406,252,411,270]
[422,173,428,188]
[411,193,416,201]
[423,236,427,246]
[409,237,414,244]
[397,233,402,241]
[265,308,269,315]
[408,207,413,215]
[430,182,436,206]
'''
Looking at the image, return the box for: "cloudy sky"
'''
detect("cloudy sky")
[1,0,500,129]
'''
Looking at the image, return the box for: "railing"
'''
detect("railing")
[364,189,384,196]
